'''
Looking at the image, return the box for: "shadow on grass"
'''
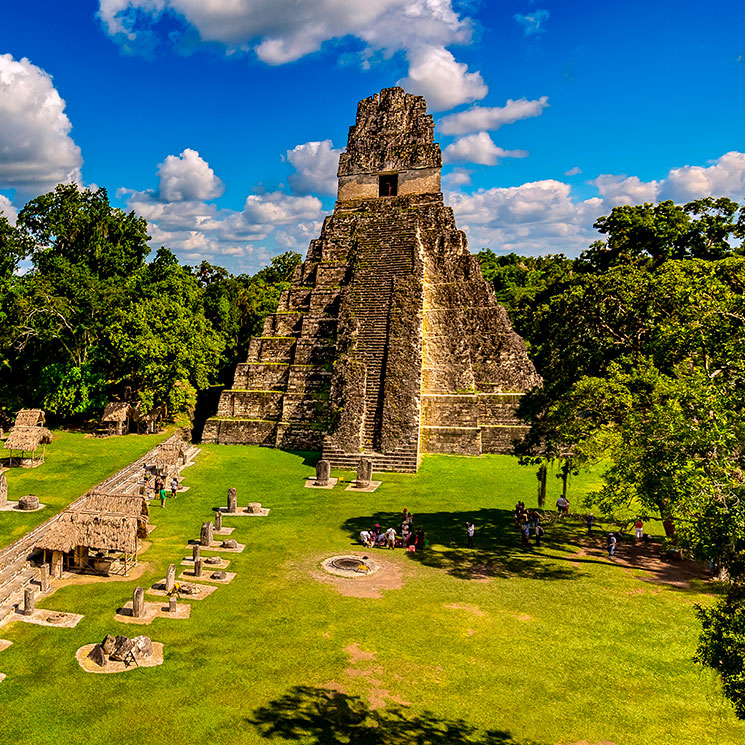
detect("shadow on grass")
[248,686,540,744]
[342,508,583,581]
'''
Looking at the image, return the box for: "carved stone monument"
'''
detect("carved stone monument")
[0,472,7,508]
[315,460,331,486]
[203,87,541,473]
[215,511,222,531]
[19,495,40,511]
[23,587,34,616]
[356,458,373,488]
[169,596,178,613]
[132,586,145,618]
[200,522,213,547]
[227,487,237,513]
[165,564,176,594]
[39,563,50,593]
[192,544,201,563]
[194,558,203,578]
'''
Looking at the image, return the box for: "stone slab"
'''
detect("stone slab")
[148,582,217,601]
[11,608,83,628]
[76,642,164,674]
[217,507,270,517]
[213,527,235,536]
[305,477,338,490]
[344,481,382,493]
[0,502,46,512]
[186,541,245,553]
[178,570,236,585]
[115,600,191,624]
[181,557,230,569]
[0,639,11,653]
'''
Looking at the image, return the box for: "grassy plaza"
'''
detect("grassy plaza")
[1,443,743,745]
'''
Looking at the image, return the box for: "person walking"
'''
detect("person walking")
[170,477,179,498]
[159,486,167,508]
[466,521,475,548]
[586,512,595,536]
[607,532,617,558]
[520,521,530,547]
[634,518,644,542]
[534,523,545,547]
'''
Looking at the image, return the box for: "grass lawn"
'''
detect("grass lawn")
[0,445,742,745]
[0,430,172,550]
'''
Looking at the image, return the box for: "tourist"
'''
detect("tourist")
[159,486,167,508]
[402,508,409,522]
[385,527,396,550]
[607,532,617,558]
[634,517,644,541]
[586,513,595,535]
[360,530,373,548]
[556,495,569,516]
[528,509,540,531]
[520,521,530,546]
[170,477,178,498]
[466,521,474,548]
[414,528,425,551]
[534,523,545,547]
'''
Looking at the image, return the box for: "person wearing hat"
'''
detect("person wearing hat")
[607,532,617,557]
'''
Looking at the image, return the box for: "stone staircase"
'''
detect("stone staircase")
[320,441,419,474]
[348,213,417,451]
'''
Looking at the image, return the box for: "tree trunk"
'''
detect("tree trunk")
[537,464,547,508]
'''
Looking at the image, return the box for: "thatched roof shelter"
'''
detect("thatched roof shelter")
[102,402,132,423]
[36,511,143,554]
[154,441,187,467]
[82,491,149,520]
[14,409,45,427]
[4,426,53,452]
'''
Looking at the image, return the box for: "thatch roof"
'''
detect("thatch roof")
[4,426,53,452]
[81,491,149,520]
[102,402,132,423]
[15,409,45,427]
[36,511,141,553]
[154,441,187,466]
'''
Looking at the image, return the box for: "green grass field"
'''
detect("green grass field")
[0,444,742,745]
[0,430,171,550]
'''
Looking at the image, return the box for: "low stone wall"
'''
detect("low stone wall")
[420,426,481,456]
[201,419,276,445]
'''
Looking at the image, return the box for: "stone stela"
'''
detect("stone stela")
[203,87,540,473]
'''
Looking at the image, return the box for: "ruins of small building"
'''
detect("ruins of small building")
[203,87,540,472]
[101,402,134,436]
[151,441,188,478]
[133,403,166,434]
[3,426,53,467]
[36,509,145,577]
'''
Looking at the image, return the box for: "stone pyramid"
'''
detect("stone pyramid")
[202,87,541,472]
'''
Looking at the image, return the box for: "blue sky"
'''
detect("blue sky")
[1,1,744,272]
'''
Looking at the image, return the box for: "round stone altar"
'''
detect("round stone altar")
[321,555,381,578]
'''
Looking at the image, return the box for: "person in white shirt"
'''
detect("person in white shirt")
[385,527,396,549]
[466,521,475,548]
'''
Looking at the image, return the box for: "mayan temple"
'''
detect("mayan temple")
[202,87,541,472]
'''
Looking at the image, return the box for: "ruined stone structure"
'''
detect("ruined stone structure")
[203,87,540,472]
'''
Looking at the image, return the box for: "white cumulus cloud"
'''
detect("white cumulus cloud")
[591,174,660,205]
[438,96,549,135]
[98,1,485,112]
[397,45,487,111]
[286,140,341,196]
[157,148,224,201]
[0,54,82,202]
[443,132,528,166]
[0,194,18,224]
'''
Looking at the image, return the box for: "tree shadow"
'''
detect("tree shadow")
[248,686,541,744]
[342,508,583,581]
